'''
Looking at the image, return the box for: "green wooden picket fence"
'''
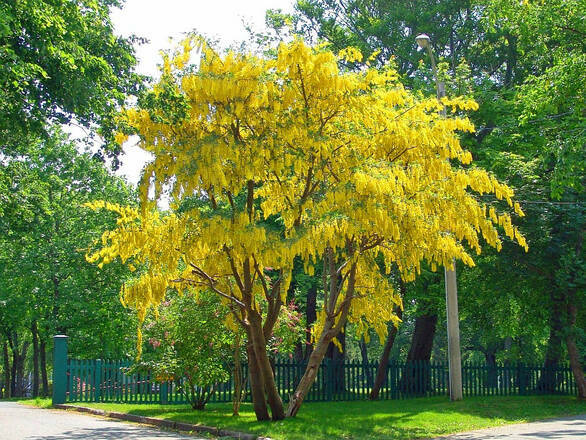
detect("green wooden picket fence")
[53,337,578,405]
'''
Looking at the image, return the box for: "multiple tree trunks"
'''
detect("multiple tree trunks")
[249,311,285,420]
[8,335,30,398]
[245,341,270,421]
[1,326,51,399]
[245,334,285,420]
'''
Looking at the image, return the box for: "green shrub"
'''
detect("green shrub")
[133,291,232,410]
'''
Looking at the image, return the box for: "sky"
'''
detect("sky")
[109,0,295,186]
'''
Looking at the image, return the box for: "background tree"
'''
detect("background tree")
[1,0,145,396]
[0,131,137,397]
[0,0,143,160]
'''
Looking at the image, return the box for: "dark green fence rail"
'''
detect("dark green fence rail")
[63,357,577,404]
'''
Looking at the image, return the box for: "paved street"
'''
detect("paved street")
[435,414,586,439]
[0,402,206,440]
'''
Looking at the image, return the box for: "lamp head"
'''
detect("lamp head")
[415,34,431,49]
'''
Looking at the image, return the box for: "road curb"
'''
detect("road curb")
[53,404,264,439]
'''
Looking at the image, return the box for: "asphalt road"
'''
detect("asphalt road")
[435,414,586,439]
[0,401,206,440]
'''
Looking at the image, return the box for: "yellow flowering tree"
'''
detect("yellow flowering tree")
[86,38,527,420]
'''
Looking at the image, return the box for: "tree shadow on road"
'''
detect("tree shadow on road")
[29,425,193,440]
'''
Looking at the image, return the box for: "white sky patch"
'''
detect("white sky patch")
[109,0,295,187]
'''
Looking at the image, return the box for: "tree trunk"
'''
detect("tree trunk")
[17,341,30,397]
[284,247,361,418]
[249,310,285,420]
[537,291,565,392]
[565,301,586,398]
[484,348,498,388]
[405,313,438,362]
[304,284,317,360]
[369,307,403,400]
[11,337,30,397]
[31,321,40,397]
[2,341,10,398]
[40,338,49,397]
[10,343,17,397]
[245,338,270,421]
[325,324,345,393]
[359,336,373,388]
[400,313,437,395]
[286,260,357,417]
[231,256,285,421]
[286,316,338,417]
[232,333,243,416]
[293,342,304,362]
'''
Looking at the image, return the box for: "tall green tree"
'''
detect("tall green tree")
[284,0,477,74]
[0,0,143,160]
[475,0,585,397]
[0,130,137,397]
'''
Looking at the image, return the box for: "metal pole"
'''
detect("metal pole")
[424,43,463,401]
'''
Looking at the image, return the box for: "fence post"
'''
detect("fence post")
[52,335,68,405]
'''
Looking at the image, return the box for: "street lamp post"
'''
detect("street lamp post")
[416,33,463,401]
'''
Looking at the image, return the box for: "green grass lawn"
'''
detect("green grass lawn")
[18,395,585,440]
[15,397,54,409]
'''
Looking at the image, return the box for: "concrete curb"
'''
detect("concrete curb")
[53,404,264,439]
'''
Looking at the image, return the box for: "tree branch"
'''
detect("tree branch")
[246,180,254,222]
[223,246,245,294]
[178,268,246,308]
